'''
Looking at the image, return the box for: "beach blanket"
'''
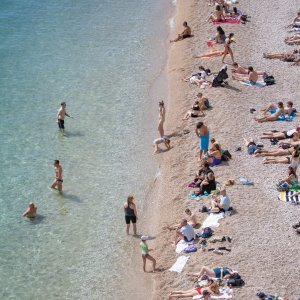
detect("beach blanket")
[169,255,189,273]
[240,80,266,88]
[176,240,190,253]
[278,191,300,204]
[193,287,233,299]
[277,114,295,122]
[202,212,224,228]
[212,18,240,25]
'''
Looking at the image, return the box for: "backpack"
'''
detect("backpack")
[202,227,213,238]
[227,278,245,287]
[204,98,210,108]
[222,150,232,161]
[184,243,197,253]
[263,75,275,86]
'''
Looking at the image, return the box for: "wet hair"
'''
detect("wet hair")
[287,101,293,107]
[159,101,164,106]
[216,26,225,35]
[278,101,284,108]
[183,21,188,26]
[196,122,204,129]
[248,66,254,72]
[54,160,59,165]
[216,5,221,11]
[61,102,66,106]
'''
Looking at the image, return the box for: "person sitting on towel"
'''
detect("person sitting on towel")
[261,101,294,116]
[210,189,231,213]
[231,62,265,75]
[175,219,195,245]
[188,266,236,280]
[255,102,285,123]
[164,208,199,230]
[232,66,258,84]
[196,172,216,195]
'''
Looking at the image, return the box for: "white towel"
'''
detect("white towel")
[169,255,189,273]
[202,212,224,228]
[175,239,189,253]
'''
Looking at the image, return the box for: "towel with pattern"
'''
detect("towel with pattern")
[278,190,300,204]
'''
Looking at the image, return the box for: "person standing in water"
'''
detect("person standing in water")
[158,101,166,137]
[50,160,63,192]
[22,202,37,218]
[57,102,71,131]
[124,195,138,235]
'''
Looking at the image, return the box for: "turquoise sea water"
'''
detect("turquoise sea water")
[0,1,171,299]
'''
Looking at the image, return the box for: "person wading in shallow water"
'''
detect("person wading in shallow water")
[124,195,138,235]
[50,160,63,192]
[57,102,71,132]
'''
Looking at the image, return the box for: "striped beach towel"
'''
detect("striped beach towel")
[278,191,300,204]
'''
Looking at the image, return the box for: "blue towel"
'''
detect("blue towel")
[199,133,210,151]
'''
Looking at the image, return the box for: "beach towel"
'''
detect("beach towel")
[212,18,240,25]
[277,114,295,122]
[193,287,233,299]
[202,212,224,229]
[240,80,266,88]
[278,190,300,204]
[176,240,190,253]
[169,256,189,273]
[199,133,210,151]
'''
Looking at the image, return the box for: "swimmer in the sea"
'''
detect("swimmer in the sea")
[23,202,37,218]
[50,160,63,192]
[57,102,71,132]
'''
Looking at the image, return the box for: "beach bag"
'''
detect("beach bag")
[184,244,197,253]
[202,227,213,238]
[263,75,275,86]
[222,150,232,161]
[240,15,248,22]
[227,278,245,287]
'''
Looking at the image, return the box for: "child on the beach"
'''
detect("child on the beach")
[152,137,171,154]
[140,236,156,272]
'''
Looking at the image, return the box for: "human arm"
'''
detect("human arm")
[22,208,29,217]
[132,204,138,220]
[195,128,200,137]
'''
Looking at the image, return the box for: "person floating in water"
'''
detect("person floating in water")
[57,102,71,131]
[23,202,37,218]
[50,160,63,192]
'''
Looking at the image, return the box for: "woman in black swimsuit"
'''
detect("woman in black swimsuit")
[124,195,138,235]
[182,101,205,120]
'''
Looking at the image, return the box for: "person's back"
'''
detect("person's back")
[220,194,230,211]
[181,223,195,241]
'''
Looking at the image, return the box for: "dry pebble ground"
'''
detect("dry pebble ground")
[146,0,300,299]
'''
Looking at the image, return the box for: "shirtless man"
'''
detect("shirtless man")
[231,63,265,75]
[23,202,37,218]
[232,66,258,84]
[208,5,225,22]
[57,102,71,131]
[50,160,63,192]
[170,22,191,42]
[164,208,199,230]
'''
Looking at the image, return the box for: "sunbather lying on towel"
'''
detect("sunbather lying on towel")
[261,129,298,140]
[231,63,265,75]
[232,66,259,84]
[261,101,294,116]
[263,147,300,168]
[184,66,211,86]
[208,5,225,22]
[188,266,237,280]
[168,280,220,299]
[255,102,285,123]
[278,133,300,147]
[290,56,300,66]
[263,49,300,61]
[164,208,199,229]
[243,137,262,155]
[285,34,300,45]
[182,101,205,120]
[254,147,294,157]
[277,166,298,187]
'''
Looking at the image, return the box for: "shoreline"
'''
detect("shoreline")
[145,0,300,299]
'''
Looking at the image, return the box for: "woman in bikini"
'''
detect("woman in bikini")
[207,143,222,167]
[168,280,220,299]
[261,129,298,140]
[50,160,63,192]
[222,33,235,64]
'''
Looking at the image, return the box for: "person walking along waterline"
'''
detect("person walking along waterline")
[57,102,71,132]
[124,195,138,235]
[50,160,63,192]
[158,101,166,137]
[140,235,156,272]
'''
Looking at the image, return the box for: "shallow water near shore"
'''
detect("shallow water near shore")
[0,1,172,299]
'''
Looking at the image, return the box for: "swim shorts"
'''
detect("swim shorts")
[58,119,64,129]
[125,215,137,224]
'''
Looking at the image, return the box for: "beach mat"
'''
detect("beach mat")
[278,190,300,204]
[169,255,189,273]
[240,80,266,88]
[193,287,233,299]
[212,18,240,25]
[202,212,224,228]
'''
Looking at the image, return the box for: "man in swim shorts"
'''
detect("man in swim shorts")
[50,160,63,192]
[170,22,191,42]
[57,102,71,131]
[232,66,258,84]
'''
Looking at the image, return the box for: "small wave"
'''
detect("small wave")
[169,17,175,29]
[172,0,178,6]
